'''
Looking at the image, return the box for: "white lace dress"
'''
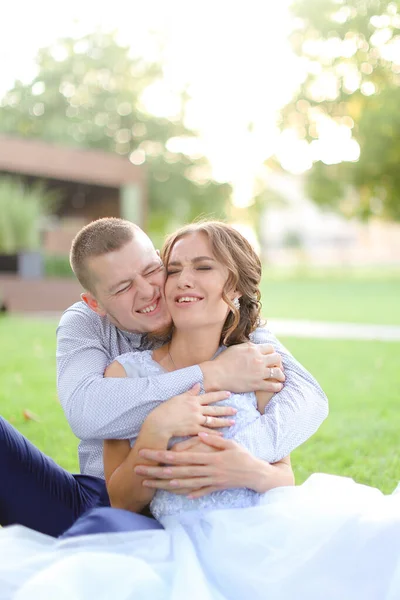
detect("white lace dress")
[116,349,265,520]
[1,350,400,600]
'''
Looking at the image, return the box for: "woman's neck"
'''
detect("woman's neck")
[167,327,222,369]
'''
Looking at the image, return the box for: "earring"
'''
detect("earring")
[233,297,240,310]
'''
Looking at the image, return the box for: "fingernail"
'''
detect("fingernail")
[231,408,238,414]
[187,495,194,499]
[225,391,231,396]
[228,420,235,425]
[143,481,151,487]
[170,480,179,487]
[135,467,146,474]
[199,432,208,437]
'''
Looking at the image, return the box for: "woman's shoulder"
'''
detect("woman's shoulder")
[113,350,163,377]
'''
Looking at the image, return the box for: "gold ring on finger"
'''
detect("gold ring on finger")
[269,367,274,379]
[203,415,210,426]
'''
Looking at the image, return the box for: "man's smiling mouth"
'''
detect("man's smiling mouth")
[137,298,160,314]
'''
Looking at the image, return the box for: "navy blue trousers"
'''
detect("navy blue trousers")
[61,506,163,538]
[0,416,110,537]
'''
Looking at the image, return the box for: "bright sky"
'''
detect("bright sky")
[0,0,359,207]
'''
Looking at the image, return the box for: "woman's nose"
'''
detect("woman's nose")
[177,269,194,288]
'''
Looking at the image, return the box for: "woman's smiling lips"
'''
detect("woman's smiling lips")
[174,294,204,307]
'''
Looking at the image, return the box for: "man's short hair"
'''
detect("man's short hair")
[70,217,140,293]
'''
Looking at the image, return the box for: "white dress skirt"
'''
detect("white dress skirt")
[1,473,400,600]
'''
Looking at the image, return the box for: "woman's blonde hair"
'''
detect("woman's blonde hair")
[161,221,263,346]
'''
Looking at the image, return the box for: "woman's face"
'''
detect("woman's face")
[165,232,233,334]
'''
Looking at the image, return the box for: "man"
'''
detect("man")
[0,218,328,537]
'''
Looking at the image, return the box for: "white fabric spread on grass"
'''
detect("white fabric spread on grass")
[1,474,400,600]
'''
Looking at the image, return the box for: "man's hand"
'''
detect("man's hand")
[201,343,285,393]
[147,384,236,438]
[134,433,266,497]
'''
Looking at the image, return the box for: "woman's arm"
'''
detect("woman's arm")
[103,360,170,512]
[104,421,170,513]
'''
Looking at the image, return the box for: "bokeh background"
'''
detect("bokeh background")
[0,0,399,490]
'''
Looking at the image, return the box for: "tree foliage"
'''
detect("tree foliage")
[0,32,230,239]
[282,0,400,219]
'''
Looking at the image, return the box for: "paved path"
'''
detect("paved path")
[267,319,400,342]
[28,312,400,342]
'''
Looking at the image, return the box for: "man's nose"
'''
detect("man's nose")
[137,276,156,298]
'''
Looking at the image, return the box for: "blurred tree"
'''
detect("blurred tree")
[282,0,400,220]
[0,32,230,240]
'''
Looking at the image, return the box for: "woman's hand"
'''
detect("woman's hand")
[147,384,237,439]
[134,433,294,498]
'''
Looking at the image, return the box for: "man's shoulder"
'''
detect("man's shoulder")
[58,301,110,333]
[250,325,275,344]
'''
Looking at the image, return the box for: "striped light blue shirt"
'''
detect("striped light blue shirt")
[57,301,328,478]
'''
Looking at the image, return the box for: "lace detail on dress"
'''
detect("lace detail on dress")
[115,350,163,376]
[116,349,265,522]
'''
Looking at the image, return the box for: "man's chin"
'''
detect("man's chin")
[147,317,173,341]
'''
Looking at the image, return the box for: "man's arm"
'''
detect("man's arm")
[57,304,204,441]
[232,327,329,463]
[57,305,283,442]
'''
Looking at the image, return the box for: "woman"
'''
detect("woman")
[102,220,294,520]
[1,222,399,600]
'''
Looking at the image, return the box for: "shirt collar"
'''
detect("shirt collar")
[120,330,143,349]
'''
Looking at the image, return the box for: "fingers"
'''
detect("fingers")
[199,416,235,429]
[259,380,284,393]
[171,438,202,453]
[187,486,219,499]
[138,448,212,465]
[257,344,275,356]
[202,405,237,417]
[200,390,231,406]
[135,465,209,479]
[187,383,201,396]
[265,367,285,382]
[197,432,235,450]
[264,352,284,370]
[142,476,215,490]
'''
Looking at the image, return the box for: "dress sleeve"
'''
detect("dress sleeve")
[233,328,329,462]
[56,307,203,441]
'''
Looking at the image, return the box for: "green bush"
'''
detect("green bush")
[44,255,74,278]
[0,178,61,253]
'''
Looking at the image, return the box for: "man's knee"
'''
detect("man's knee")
[60,507,163,539]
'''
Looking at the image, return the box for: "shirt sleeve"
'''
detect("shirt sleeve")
[232,327,329,462]
[56,307,203,441]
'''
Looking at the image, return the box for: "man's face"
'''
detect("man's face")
[83,231,171,334]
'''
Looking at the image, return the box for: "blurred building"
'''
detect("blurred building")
[0,136,147,312]
[0,135,147,255]
[260,173,400,267]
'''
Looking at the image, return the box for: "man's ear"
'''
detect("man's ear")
[81,292,106,316]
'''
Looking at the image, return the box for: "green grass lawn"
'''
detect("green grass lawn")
[1,315,399,493]
[260,267,400,325]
